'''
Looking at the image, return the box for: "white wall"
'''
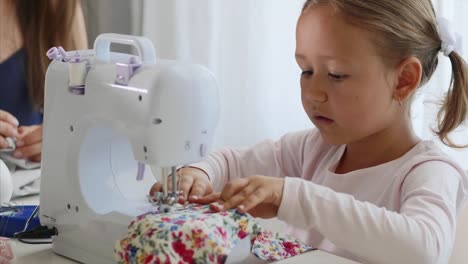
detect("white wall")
[81,0,142,51]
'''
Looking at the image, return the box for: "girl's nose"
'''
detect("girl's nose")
[302,82,328,103]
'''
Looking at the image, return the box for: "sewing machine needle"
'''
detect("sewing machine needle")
[162,167,169,197]
[171,166,177,197]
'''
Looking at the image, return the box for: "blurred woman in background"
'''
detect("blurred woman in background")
[0,0,87,161]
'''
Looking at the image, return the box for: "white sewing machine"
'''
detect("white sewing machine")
[39,33,222,263]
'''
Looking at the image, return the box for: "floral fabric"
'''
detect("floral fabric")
[252,230,313,261]
[115,204,313,263]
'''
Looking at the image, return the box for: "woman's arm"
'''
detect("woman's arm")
[70,0,88,50]
[50,0,88,50]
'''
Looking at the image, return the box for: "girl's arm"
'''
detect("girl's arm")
[278,161,466,264]
[190,129,317,191]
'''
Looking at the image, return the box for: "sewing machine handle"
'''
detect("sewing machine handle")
[94,33,157,64]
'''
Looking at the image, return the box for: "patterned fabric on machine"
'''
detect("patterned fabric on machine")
[115,204,313,263]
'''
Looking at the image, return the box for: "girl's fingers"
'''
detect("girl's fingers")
[148,168,214,205]
[149,182,163,197]
[219,178,249,202]
[221,184,257,211]
[197,192,221,204]
[149,176,186,204]
[188,179,211,202]
[178,176,194,202]
[238,188,267,213]
[247,203,278,218]
[149,178,177,200]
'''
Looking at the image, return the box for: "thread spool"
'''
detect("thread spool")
[68,60,87,87]
[68,52,87,95]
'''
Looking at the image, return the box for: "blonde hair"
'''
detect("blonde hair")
[302,0,468,148]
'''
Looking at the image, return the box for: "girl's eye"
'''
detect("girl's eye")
[328,73,349,81]
[301,71,313,77]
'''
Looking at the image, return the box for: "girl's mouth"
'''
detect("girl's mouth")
[313,115,334,125]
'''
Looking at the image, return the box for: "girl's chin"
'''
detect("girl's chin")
[316,130,347,146]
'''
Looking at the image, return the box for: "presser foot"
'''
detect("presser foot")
[148,191,187,213]
[159,204,174,213]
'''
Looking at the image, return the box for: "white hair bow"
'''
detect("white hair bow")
[436,16,464,57]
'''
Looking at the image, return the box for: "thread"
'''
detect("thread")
[68,60,88,87]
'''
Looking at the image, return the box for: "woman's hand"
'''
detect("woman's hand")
[149,167,214,204]
[199,175,285,219]
[14,125,43,162]
[0,110,19,149]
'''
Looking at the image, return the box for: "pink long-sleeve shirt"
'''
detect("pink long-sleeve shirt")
[190,129,468,264]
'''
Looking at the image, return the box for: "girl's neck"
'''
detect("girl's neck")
[335,120,421,174]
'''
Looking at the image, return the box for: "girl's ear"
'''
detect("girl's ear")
[393,57,423,102]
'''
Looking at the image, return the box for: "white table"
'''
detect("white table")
[11,195,358,264]
[14,242,357,264]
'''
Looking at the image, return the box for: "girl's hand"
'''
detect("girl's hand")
[149,167,214,204]
[14,125,43,162]
[0,110,19,149]
[199,176,285,219]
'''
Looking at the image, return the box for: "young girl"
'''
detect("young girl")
[150,0,468,263]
